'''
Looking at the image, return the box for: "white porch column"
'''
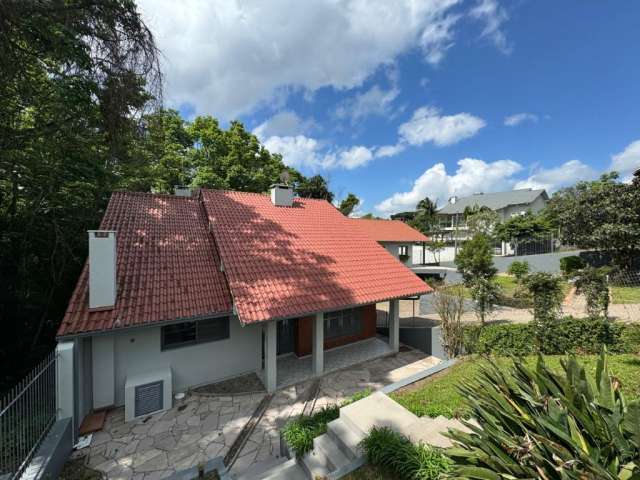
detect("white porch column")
[389,299,400,352]
[92,335,115,409]
[264,321,277,393]
[56,342,75,424]
[312,312,324,376]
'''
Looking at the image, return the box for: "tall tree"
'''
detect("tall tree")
[545,172,640,268]
[295,175,334,202]
[410,196,438,234]
[339,193,360,216]
[0,0,161,387]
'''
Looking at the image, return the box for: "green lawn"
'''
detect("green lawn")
[494,275,519,296]
[392,354,640,419]
[611,285,640,304]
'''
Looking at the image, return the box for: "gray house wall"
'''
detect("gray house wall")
[499,195,547,220]
[381,241,416,265]
[89,316,261,408]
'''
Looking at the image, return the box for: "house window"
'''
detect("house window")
[324,308,363,340]
[161,317,230,350]
[398,245,409,257]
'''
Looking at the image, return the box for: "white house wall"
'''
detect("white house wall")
[381,241,416,265]
[90,316,261,408]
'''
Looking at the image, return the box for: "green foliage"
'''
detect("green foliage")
[574,266,611,318]
[546,172,640,268]
[282,389,371,457]
[494,210,553,242]
[294,174,334,202]
[446,353,640,479]
[281,405,340,458]
[523,272,564,351]
[560,255,586,278]
[339,193,360,216]
[455,234,498,285]
[463,205,501,237]
[507,260,530,280]
[361,427,451,480]
[409,196,438,234]
[462,317,640,356]
[433,285,465,358]
[469,277,500,325]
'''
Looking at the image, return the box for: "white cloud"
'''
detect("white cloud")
[138,0,510,119]
[469,0,511,54]
[375,144,406,158]
[398,106,486,147]
[504,112,538,127]
[514,160,597,191]
[335,84,400,123]
[253,111,313,138]
[611,140,640,179]
[335,146,374,169]
[375,158,521,214]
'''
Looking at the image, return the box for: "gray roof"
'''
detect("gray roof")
[438,188,548,215]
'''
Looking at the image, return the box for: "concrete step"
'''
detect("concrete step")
[403,416,475,448]
[340,391,418,436]
[235,458,307,480]
[326,418,365,460]
[301,442,332,479]
[313,433,351,471]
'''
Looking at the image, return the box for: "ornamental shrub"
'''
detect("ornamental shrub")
[523,272,564,353]
[507,260,530,281]
[574,266,611,318]
[462,317,635,356]
[361,427,451,480]
[446,353,640,479]
[560,255,586,278]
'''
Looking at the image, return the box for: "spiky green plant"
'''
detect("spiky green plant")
[446,352,640,479]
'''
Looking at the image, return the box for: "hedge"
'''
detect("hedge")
[463,317,640,356]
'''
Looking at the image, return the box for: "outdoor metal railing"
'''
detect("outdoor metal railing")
[0,350,57,479]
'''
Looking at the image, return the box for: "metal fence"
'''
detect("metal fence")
[0,350,57,479]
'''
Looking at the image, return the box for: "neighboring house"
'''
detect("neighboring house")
[437,188,549,253]
[351,218,429,266]
[56,185,428,428]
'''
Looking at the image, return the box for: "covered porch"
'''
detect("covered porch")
[259,300,401,392]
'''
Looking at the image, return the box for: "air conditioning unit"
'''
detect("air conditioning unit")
[124,367,172,422]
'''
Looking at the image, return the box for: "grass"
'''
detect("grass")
[59,458,102,480]
[494,275,519,297]
[611,285,640,304]
[392,354,640,419]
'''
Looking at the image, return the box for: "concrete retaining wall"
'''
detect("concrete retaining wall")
[441,250,583,275]
[21,418,72,480]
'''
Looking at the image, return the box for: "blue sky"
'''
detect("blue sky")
[140,0,640,216]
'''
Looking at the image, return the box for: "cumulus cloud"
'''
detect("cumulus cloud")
[398,106,486,147]
[611,139,640,179]
[375,144,406,158]
[504,112,538,127]
[253,111,313,138]
[138,0,510,119]
[335,84,400,123]
[469,0,511,54]
[514,160,597,191]
[375,158,521,214]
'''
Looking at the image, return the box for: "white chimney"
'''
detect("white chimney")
[270,184,294,207]
[88,230,117,310]
[449,196,458,204]
[174,185,191,197]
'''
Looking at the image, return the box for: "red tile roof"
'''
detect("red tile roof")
[57,192,232,336]
[201,190,430,325]
[351,218,429,242]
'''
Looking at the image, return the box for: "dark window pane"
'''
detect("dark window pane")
[198,317,230,343]
[324,308,363,340]
[162,322,196,350]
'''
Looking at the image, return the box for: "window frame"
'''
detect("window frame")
[323,308,363,340]
[161,316,230,351]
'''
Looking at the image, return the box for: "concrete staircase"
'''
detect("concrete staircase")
[236,392,470,479]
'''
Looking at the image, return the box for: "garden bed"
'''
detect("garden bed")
[392,354,640,419]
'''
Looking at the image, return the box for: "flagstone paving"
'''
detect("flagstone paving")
[229,347,440,477]
[72,391,265,479]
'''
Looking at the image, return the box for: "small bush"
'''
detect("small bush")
[560,255,586,278]
[463,317,635,356]
[361,427,451,480]
[507,260,530,280]
[282,389,372,457]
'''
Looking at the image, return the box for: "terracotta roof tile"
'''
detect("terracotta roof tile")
[201,190,430,325]
[351,218,429,242]
[57,192,232,336]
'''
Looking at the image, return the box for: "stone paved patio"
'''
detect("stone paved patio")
[73,391,265,479]
[230,346,440,477]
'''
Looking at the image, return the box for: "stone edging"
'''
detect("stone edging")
[381,358,457,395]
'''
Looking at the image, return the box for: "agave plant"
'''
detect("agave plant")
[445,352,640,479]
